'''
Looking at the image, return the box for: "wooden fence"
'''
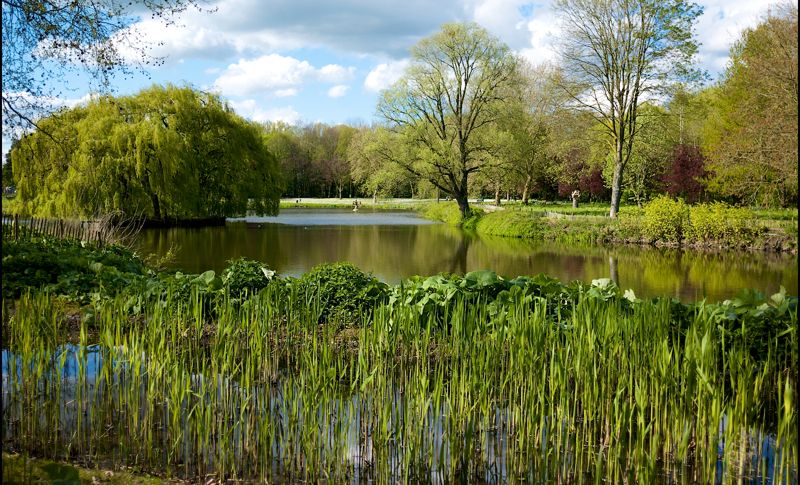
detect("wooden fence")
[2,214,112,246]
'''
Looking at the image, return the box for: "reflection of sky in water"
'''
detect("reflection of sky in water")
[2,344,101,382]
[2,344,791,483]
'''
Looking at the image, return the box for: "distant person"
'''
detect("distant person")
[571,190,580,208]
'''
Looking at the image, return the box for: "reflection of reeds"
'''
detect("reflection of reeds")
[3,287,796,483]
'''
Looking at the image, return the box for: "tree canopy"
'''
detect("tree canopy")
[378,22,521,218]
[11,85,283,220]
[554,0,703,217]
[702,3,798,207]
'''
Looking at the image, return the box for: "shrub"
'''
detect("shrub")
[642,196,689,243]
[686,202,758,243]
[298,263,387,325]
[222,257,275,298]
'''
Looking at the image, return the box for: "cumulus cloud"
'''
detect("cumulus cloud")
[318,64,356,83]
[229,99,302,124]
[327,85,349,98]
[112,15,239,64]
[274,88,299,97]
[212,54,354,97]
[364,59,411,92]
[692,0,780,76]
[106,0,470,67]
[469,0,533,49]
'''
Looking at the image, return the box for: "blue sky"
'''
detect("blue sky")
[2,0,787,157]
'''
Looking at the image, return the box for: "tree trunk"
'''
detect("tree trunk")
[609,255,618,286]
[373,190,377,204]
[150,192,161,220]
[455,171,470,220]
[455,190,471,221]
[494,184,501,206]
[522,175,531,205]
[609,160,624,218]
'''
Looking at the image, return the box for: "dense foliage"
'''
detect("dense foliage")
[11,85,283,220]
[703,4,798,207]
[296,263,388,325]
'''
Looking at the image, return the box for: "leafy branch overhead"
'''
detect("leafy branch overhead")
[1,0,206,132]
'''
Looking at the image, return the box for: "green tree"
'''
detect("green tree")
[377,22,520,219]
[264,123,310,198]
[348,127,410,202]
[554,0,703,217]
[499,63,561,204]
[703,4,798,207]
[12,85,282,220]
[603,103,673,207]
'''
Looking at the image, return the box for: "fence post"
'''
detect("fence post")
[14,214,19,240]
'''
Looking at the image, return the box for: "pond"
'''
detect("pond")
[134,208,798,302]
[136,209,798,301]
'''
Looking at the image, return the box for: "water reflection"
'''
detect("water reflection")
[2,346,791,484]
[133,209,798,302]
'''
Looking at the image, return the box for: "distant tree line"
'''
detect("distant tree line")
[6,3,796,219]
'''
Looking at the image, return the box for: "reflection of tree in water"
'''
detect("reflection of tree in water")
[609,255,618,286]
[133,216,797,301]
[446,236,472,275]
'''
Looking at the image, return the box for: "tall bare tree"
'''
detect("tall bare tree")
[377,22,520,219]
[554,0,702,217]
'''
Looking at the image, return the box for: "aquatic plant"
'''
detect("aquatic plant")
[2,272,795,483]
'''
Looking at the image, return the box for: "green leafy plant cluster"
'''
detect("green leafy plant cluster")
[221,257,276,298]
[296,263,388,325]
[2,236,149,302]
[685,202,759,242]
[642,195,689,243]
[389,271,625,329]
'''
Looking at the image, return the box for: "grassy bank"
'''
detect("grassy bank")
[417,199,798,252]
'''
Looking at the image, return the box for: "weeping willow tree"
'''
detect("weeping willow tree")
[11,85,283,220]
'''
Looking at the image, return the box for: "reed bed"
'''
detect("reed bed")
[2,282,797,483]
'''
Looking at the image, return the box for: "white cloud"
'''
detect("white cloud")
[469,0,532,49]
[517,13,560,66]
[229,99,302,124]
[319,64,356,83]
[693,0,781,76]
[327,85,349,98]
[364,59,411,92]
[112,16,238,64]
[273,88,299,97]
[213,54,354,97]
[104,0,469,68]
[214,55,314,96]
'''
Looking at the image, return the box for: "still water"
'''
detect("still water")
[133,208,798,302]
